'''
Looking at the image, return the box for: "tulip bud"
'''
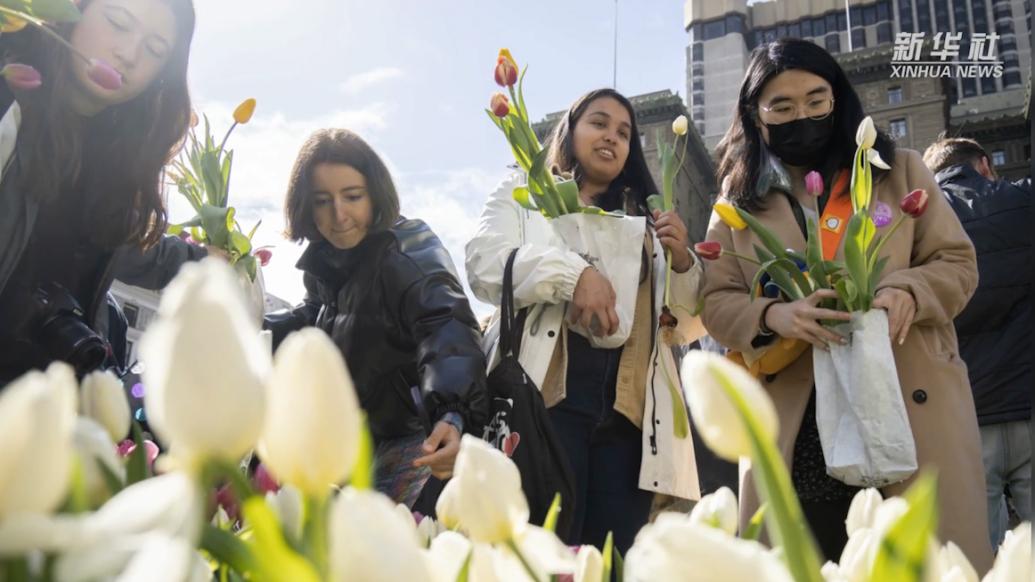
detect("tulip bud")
[435,435,530,543]
[694,241,722,261]
[688,486,738,536]
[233,98,256,125]
[672,115,689,136]
[87,58,122,91]
[713,201,748,231]
[575,545,604,582]
[253,248,272,267]
[984,522,1031,582]
[804,170,824,198]
[494,56,518,87]
[490,92,510,118]
[2,63,41,91]
[855,116,877,149]
[680,351,779,462]
[259,328,362,497]
[80,370,131,443]
[189,110,199,128]
[329,488,432,582]
[899,188,929,218]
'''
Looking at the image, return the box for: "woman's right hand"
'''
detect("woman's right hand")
[569,266,618,336]
[763,289,852,350]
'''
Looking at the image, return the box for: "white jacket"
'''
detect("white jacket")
[464,174,706,500]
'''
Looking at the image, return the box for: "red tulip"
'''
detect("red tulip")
[694,241,722,261]
[490,92,510,118]
[804,170,823,198]
[253,463,280,494]
[1,63,41,91]
[494,58,518,88]
[254,248,273,267]
[87,58,123,91]
[900,188,929,218]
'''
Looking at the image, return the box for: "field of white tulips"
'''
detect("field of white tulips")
[0,259,1029,582]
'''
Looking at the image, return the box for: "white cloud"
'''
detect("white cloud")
[339,67,405,95]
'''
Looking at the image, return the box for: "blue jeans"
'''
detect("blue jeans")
[981,420,1031,547]
[548,332,653,556]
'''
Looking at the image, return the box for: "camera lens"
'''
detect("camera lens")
[37,315,108,375]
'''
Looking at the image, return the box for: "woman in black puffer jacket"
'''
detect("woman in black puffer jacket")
[265,128,488,509]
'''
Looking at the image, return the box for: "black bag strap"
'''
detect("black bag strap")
[498,249,527,358]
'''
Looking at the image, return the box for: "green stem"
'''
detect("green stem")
[1,556,30,582]
[201,524,257,575]
[505,538,543,582]
[0,6,92,65]
[720,250,762,265]
[663,250,673,306]
[217,121,238,156]
[302,495,330,579]
[867,215,906,268]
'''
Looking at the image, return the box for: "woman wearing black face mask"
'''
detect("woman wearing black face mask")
[701,39,992,572]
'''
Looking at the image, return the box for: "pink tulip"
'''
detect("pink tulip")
[490,92,510,118]
[694,241,723,261]
[1,63,41,91]
[494,57,518,88]
[900,188,929,218]
[254,248,273,267]
[252,463,279,494]
[804,170,824,198]
[87,58,122,91]
[116,438,160,467]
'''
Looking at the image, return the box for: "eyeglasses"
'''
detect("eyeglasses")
[758,97,835,125]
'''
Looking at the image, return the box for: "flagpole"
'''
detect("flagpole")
[613,0,619,88]
[845,0,854,51]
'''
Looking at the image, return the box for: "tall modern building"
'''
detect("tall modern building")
[685,0,1032,162]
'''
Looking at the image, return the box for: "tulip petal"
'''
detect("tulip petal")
[867,149,890,170]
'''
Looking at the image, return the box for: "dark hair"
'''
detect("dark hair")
[545,88,658,215]
[715,38,896,211]
[922,136,989,175]
[1,0,196,248]
[284,128,401,242]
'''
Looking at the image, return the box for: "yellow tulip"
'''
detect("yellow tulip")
[232,98,257,125]
[1,16,27,33]
[497,48,518,73]
[714,202,747,231]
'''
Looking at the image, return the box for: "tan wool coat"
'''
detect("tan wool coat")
[700,149,994,573]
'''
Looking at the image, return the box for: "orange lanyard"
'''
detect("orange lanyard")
[819,170,853,261]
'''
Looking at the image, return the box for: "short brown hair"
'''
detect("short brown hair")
[922,137,989,175]
[284,129,400,241]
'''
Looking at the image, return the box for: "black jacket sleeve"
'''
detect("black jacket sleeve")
[112,236,208,290]
[397,269,489,432]
[263,271,322,349]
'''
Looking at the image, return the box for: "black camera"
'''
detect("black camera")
[29,282,109,376]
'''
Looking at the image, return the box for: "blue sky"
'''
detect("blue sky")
[177,0,693,312]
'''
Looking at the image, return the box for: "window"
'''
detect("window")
[916,0,931,33]
[972,0,989,32]
[825,33,841,53]
[889,118,908,139]
[980,77,997,94]
[935,0,951,31]
[900,1,915,32]
[688,23,700,44]
[877,1,891,21]
[704,19,726,40]
[124,303,140,328]
[887,86,903,104]
[692,43,703,62]
[864,5,878,25]
[962,78,978,97]
[1003,70,1022,87]
[851,6,863,25]
[877,22,893,43]
[993,3,1012,19]
[837,12,847,30]
[826,14,838,32]
[852,27,866,48]
[126,340,134,362]
[692,79,704,92]
[789,23,801,38]
[801,19,812,37]
[991,150,1006,166]
[726,14,745,35]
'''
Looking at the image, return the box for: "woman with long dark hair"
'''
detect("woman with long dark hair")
[466,88,706,553]
[702,38,992,570]
[0,0,197,385]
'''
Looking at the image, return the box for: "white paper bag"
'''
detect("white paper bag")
[812,309,918,487]
[550,213,645,349]
[237,266,267,326]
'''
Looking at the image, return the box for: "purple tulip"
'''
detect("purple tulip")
[87,58,123,91]
[1,63,41,91]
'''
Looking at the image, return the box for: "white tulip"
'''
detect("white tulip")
[835,528,880,582]
[983,522,1030,582]
[329,487,432,582]
[855,116,877,149]
[867,149,891,170]
[424,531,473,582]
[672,115,689,136]
[821,560,850,582]
[417,515,446,548]
[259,328,362,496]
[624,513,793,582]
[265,485,303,542]
[79,370,130,443]
[928,542,978,582]
[680,351,779,462]
[688,486,739,536]
[140,258,268,467]
[435,435,530,543]
[512,525,577,578]
[845,488,882,536]
[85,471,203,544]
[73,417,125,506]
[0,363,77,517]
[114,534,207,582]
[575,545,604,582]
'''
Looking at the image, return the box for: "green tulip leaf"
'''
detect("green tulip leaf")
[869,472,939,582]
[241,499,321,582]
[737,209,789,259]
[556,178,580,214]
[125,422,149,485]
[742,503,767,541]
[543,493,562,533]
[512,185,537,211]
[18,0,81,22]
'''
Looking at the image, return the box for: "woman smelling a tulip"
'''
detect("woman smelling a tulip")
[265,128,488,512]
[467,79,705,554]
[700,38,991,571]
[0,0,197,386]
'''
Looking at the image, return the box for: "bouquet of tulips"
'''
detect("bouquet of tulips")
[167,99,265,282]
[486,49,647,350]
[698,117,923,487]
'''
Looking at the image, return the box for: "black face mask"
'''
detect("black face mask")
[763,115,835,168]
